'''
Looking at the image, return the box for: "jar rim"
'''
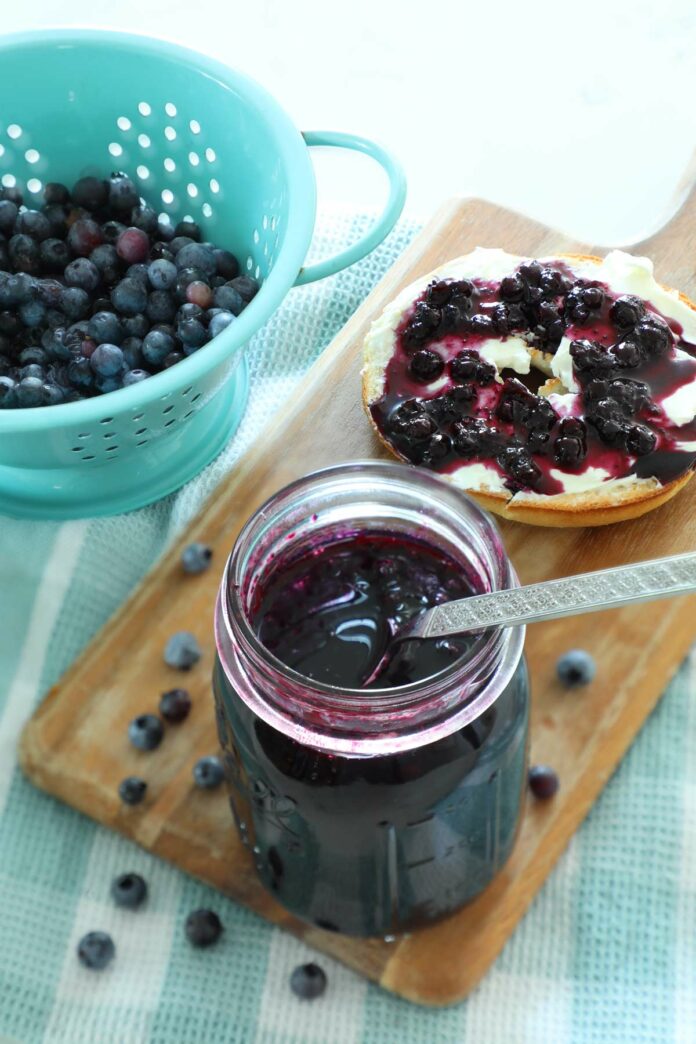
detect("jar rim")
[216,461,525,754]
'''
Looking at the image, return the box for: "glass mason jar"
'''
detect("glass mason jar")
[213,462,528,937]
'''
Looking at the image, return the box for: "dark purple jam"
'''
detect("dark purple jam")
[250,533,473,689]
[214,531,529,936]
[370,261,696,494]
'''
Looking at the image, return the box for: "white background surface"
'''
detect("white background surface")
[5,0,696,247]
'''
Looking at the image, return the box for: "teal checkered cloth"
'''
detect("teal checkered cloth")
[1,210,694,1044]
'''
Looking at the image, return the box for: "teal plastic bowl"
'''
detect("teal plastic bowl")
[0,29,406,519]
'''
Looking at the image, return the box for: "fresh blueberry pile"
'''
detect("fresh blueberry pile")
[0,173,259,408]
[376,259,682,493]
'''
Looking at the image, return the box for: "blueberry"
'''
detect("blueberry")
[159,688,192,723]
[16,376,46,407]
[0,375,17,407]
[128,713,164,751]
[208,310,235,338]
[19,299,46,327]
[169,235,194,255]
[163,351,184,368]
[72,176,108,211]
[610,294,644,330]
[156,217,175,241]
[111,872,148,909]
[90,244,122,284]
[176,243,216,278]
[181,542,213,574]
[177,302,205,323]
[126,263,151,287]
[177,318,207,350]
[0,199,19,235]
[146,290,177,324]
[118,776,147,805]
[39,237,71,272]
[422,432,451,465]
[626,423,657,456]
[528,765,559,800]
[111,278,148,316]
[77,931,115,971]
[68,218,104,257]
[89,311,124,345]
[67,356,95,390]
[116,227,150,264]
[9,233,40,273]
[61,287,91,319]
[1,185,23,206]
[122,313,149,339]
[148,259,177,290]
[129,204,158,234]
[65,257,100,293]
[16,209,51,241]
[90,343,123,378]
[164,631,201,670]
[102,220,127,245]
[634,316,671,356]
[19,363,46,381]
[185,281,213,309]
[43,383,65,405]
[212,284,244,315]
[290,963,327,1000]
[43,204,69,238]
[409,349,444,382]
[174,219,202,242]
[184,908,223,948]
[108,172,140,214]
[44,182,71,206]
[123,368,150,386]
[213,249,239,280]
[175,266,206,301]
[142,329,175,367]
[193,755,224,789]
[556,649,596,687]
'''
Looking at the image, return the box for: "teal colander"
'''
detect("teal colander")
[0,29,406,520]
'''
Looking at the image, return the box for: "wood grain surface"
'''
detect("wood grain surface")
[20,191,696,1005]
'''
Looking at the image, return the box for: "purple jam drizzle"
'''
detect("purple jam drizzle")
[250,533,475,689]
[370,260,696,494]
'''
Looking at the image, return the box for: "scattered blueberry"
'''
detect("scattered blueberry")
[90,343,124,377]
[181,541,213,574]
[184,908,223,948]
[147,259,177,291]
[290,963,327,1000]
[118,776,147,805]
[528,765,560,800]
[111,872,148,909]
[159,687,192,724]
[128,713,164,751]
[193,755,224,789]
[164,631,201,670]
[556,649,596,687]
[77,931,115,970]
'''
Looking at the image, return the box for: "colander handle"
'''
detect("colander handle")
[294,131,407,286]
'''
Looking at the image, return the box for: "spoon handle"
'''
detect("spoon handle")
[410,551,696,640]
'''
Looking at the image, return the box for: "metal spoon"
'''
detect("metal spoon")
[396,550,696,643]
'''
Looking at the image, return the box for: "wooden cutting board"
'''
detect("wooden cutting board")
[20,192,696,1006]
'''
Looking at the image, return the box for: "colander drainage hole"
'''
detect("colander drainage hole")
[100,417,114,424]
[135,428,148,436]
[182,387,192,396]
[82,454,95,461]
[183,410,194,419]
[190,393,201,403]
[71,446,82,452]
[137,440,148,446]
[103,432,116,439]
[164,419,176,427]
[132,413,144,422]
[106,444,119,451]
[162,405,174,414]
[77,432,91,440]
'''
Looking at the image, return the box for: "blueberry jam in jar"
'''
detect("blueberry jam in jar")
[214,463,529,936]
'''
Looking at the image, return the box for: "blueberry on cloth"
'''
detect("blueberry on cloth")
[185,909,223,947]
[77,931,115,970]
[111,872,148,909]
[290,963,327,1000]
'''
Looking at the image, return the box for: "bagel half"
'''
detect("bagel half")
[362,249,696,527]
